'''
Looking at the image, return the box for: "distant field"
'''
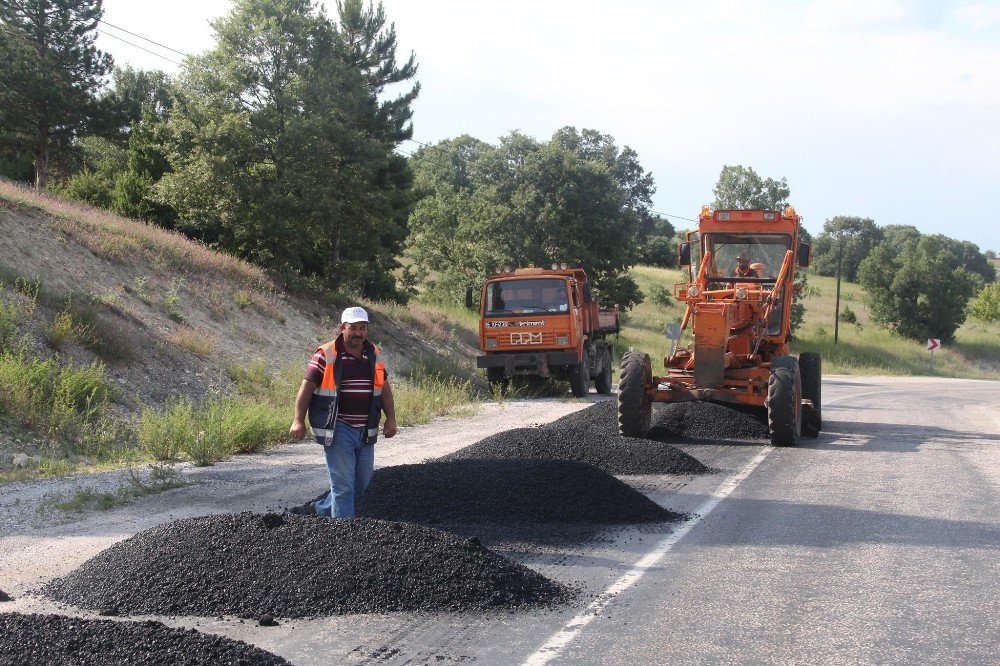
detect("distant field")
[622,267,1000,380]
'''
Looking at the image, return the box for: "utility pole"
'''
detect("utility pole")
[834,232,843,345]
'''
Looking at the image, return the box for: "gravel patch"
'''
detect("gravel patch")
[357,459,678,524]
[648,401,770,441]
[446,402,710,475]
[44,513,569,618]
[0,613,289,665]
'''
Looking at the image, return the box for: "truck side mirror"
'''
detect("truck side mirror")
[465,287,474,310]
[797,241,811,268]
[582,282,594,304]
[678,242,691,267]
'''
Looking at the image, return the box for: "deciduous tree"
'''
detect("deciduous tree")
[406,128,653,309]
[859,234,979,343]
[711,165,789,210]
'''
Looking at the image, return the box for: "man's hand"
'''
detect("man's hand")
[382,417,398,438]
[289,420,307,440]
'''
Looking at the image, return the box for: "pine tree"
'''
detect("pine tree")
[0,0,112,188]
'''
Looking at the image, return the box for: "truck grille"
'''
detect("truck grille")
[505,331,554,346]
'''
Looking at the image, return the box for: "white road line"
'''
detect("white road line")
[522,446,774,666]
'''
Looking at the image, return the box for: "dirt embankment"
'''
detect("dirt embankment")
[0,187,479,469]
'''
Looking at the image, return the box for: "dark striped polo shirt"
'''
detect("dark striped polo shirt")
[305,340,383,428]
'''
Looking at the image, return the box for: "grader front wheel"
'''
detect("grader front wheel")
[767,355,802,446]
[618,350,652,437]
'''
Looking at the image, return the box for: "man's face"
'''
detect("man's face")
[738,258,749,269]
[342,321,368,348]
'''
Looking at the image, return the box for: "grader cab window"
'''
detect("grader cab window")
[703,233,790,280]
[485,278,570,316]
[704,233,792,335]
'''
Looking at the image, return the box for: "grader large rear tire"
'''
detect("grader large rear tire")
[799,352,822,438]
[618,350,651,437]
[767,355,802,446]
[594,346,613,395]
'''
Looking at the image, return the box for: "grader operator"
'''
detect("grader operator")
[618,206,821,446]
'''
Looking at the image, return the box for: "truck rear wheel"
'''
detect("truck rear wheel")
[618,350,651,437]
[594,346,613,395]
[569,349,590,397]
[799,352,822,438]
[767,355,801,446]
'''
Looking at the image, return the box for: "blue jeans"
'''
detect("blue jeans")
[316,420,374,518]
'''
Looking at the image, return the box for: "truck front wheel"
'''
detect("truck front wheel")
[618,350,651,437]
[569,349,590,397]
[487,367,510,395]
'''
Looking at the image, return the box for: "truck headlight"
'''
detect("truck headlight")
[486,338,498,348]
[555,335,569,345]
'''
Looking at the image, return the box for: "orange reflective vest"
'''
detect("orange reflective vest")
[307,337,386,446]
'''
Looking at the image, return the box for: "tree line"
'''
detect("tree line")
[809,216,996,342]
[1,1,995,337]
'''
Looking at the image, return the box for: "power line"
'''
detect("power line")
[98,19,188,57]
[97,28,185,67]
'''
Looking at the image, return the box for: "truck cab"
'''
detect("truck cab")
[474,265,618,397]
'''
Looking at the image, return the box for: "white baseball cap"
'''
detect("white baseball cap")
[341,306,369,324]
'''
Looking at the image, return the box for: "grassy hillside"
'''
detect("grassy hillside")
[0,179,482,481]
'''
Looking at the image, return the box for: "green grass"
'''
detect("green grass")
[394,359,479,426]
[38,463,188,513]
[792,274,1000,378]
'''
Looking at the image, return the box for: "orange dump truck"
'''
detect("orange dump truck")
[472,265,619,396]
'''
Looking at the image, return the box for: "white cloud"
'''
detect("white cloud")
[951,3,1000,30]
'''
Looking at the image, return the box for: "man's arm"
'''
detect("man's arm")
[289,379,318,439]
[381,379,397,438]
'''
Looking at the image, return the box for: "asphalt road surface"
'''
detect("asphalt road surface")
[3,376,998,664]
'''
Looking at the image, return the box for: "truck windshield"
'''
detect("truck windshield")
[485,278,570,316]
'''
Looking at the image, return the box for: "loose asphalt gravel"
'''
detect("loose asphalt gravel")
[445,401,714,475]
[44,513,569,618]
[356,459,679,525]
[0,590,10,603]
[0,613,290,665]
[647,401,771,442]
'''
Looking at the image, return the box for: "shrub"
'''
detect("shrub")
[138,398,195,461]
[646,285,673,307]
[839,306,858,325]
[970,283,1000,324]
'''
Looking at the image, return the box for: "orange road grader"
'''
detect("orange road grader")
[618,206,821,446]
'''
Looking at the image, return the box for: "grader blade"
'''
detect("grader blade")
[693,306,728,389]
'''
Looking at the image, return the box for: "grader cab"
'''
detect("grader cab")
[618,206,821,446]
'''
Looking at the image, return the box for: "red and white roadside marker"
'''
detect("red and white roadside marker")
[927,338,941,366]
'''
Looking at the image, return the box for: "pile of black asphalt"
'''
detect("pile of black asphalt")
[0,590,11,603]
[44,513,569,618]
[0,613,289,665]
[647,401,771,442]
[445,401,713,475]
[324,458,680,547]
[358,459,677,524]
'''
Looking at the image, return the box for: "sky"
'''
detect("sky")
[96,0,1000,251]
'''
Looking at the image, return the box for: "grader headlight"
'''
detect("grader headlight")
[688,285,700,298]
[735,287,748,300]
